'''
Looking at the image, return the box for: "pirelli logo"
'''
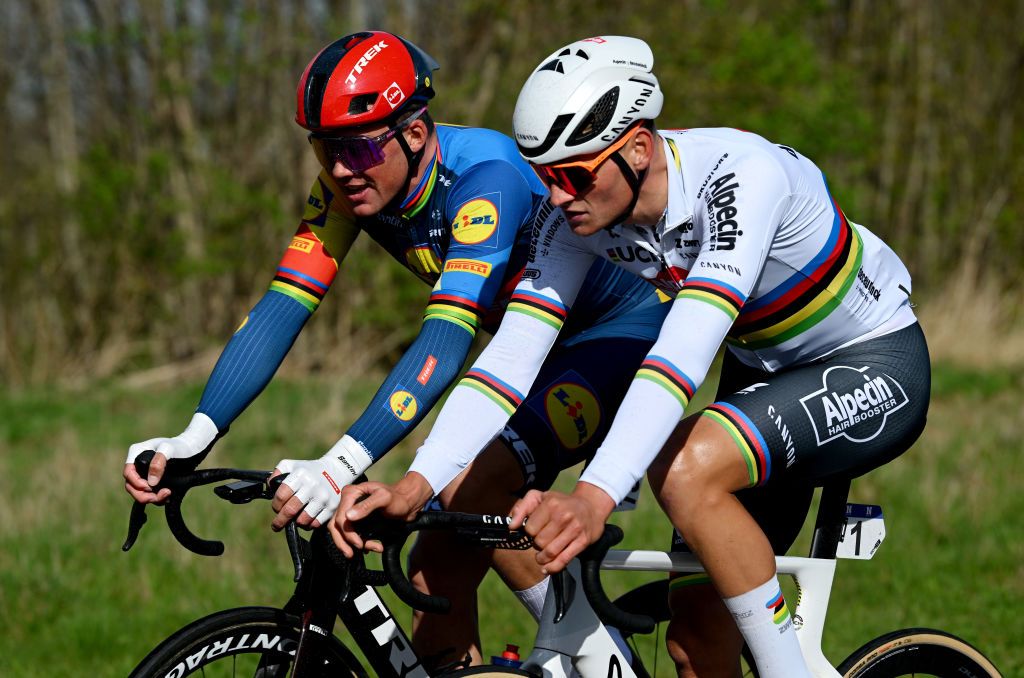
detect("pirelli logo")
[443,259,492,277]
[288,237,315,254]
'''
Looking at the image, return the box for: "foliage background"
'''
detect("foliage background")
[0,0,1022,675]
[2,0,1023,385]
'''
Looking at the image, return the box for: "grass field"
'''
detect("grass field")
[0,360,1020,676]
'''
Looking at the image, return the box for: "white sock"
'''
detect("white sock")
[723,576,811,678]
[514,576,550,621]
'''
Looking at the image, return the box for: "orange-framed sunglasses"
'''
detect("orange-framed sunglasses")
[534,123,643,197]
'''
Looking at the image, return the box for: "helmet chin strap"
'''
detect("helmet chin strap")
[390,131,426,213]
[607,151,647,229]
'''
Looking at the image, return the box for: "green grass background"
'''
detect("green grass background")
[0,362,1020,676]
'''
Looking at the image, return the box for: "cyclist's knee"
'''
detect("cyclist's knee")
[651,419,750,512]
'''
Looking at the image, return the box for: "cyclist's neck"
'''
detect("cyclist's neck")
[626,135,669,227]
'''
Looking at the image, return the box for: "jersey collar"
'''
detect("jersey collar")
[399,142,442,219]
[661,133,691,234]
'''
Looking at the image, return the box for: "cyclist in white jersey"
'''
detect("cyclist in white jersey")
[331,36,930,678]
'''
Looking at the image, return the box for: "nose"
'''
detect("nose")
[548,184,575,207]
[331,160,354,180]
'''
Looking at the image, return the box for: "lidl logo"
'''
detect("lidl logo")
[389,390,418,422]
[302,180,330,226]
[452,198,499,244]
[544,382,601,449]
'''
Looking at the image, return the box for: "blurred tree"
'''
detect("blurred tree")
[1,0,1021,386]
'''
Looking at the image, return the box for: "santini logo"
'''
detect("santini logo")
[799,365,909,445]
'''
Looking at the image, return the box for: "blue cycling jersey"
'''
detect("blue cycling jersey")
[196,124,668,461]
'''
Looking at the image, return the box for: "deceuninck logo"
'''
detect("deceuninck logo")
[799,365,909,445]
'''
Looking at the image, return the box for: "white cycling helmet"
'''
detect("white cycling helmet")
[513,36,664,165]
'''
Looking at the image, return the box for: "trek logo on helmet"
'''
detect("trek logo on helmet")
[345,40,389,85]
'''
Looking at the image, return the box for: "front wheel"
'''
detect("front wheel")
[838,627,1002,678]
[129,606,367,678]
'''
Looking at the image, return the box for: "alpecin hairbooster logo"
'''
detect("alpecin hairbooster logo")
[799,365,909,445]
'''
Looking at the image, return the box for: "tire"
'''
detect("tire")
[838,627,1002,678]
[129,606,367,678]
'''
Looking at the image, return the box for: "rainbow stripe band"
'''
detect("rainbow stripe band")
[270,267,328,313]
[507,291,568,330]
[766,589,790,625]
[676,277,745,321]
[459,368,524,416]
[424,292,483,336]
[635,356,696,409]
[729,187,862,349]
[702,402,771,487]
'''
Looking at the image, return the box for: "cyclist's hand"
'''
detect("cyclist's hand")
[509,482,616,574]
[123,414,218,504]
[328,473,433,558]
[270,436,373,530]
[271,458,346,530]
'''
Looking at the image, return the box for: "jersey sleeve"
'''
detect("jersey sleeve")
[580,152,790,502]
[409,205,597,494]
[196,174,354,429]
[422,159,536,335]
[343,160,539,460]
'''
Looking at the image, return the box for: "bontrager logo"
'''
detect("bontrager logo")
[162,634,297,677]
[345,40,388,85]
[799,365,909,445]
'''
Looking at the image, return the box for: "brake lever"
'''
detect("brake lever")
[551,569,576,624]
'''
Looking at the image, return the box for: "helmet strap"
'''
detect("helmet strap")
[607,151,647,228]
[393,129,426,209]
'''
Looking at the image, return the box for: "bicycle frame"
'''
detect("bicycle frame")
[521,479,857,677]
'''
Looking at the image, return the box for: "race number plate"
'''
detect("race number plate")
[837,504,885,559]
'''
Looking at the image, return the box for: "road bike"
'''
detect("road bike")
[123,452,1002,677]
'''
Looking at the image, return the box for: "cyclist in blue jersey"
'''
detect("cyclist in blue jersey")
[331,36,931,678]
[122,31,669,669]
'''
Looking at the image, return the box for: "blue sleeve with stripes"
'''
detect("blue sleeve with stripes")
[196,290,311,430]
[345,317,474,461]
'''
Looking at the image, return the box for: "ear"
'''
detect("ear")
[630,127,656,172]
[403,118,430,154]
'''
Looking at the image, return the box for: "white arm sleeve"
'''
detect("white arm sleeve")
[410,206,596,494]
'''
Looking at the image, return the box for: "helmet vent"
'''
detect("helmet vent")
[539,58,564,74]
[348,93,379,115]
[566,86,619,147]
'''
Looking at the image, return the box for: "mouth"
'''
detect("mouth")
[341,184,372,201]
[564,210,588,227]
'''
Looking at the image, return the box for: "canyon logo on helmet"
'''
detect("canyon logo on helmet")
[513,36,664,166]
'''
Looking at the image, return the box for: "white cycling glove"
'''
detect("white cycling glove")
[275,434,374,525]
[126,413,220,480]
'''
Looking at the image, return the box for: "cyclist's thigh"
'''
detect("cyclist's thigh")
[710,322,930,487]
[501,336,656,493]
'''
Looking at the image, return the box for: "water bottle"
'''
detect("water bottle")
[490,643,522,668]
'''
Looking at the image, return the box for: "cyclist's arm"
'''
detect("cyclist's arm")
[408,206,596,496]
[581,153,788,503]
[336,161,538,472]
[196,182,357,432]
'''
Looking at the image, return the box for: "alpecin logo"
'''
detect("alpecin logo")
[799,365,909,445]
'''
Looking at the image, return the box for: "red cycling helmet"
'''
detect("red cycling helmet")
[296,31,439,132]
